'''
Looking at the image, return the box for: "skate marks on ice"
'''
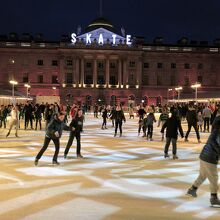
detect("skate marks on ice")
[0,116,220,219]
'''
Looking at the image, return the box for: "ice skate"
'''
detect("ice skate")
[186,187,197,198]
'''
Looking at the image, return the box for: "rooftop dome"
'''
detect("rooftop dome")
[85,17,116,32]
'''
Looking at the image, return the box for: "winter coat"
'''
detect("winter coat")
[161,116,184,139]
[186,107,198,125]
[69,116,84,132]
[46,118,70,139]
[102,109,108,118]
[115,110,126,122]
[200,128,220,164]
[145,113,156,126]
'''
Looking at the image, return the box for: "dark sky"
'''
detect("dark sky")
[1,0,220,43]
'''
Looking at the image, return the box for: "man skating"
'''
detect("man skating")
[187,123,220,207]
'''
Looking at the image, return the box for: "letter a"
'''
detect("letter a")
[98,34,104,44]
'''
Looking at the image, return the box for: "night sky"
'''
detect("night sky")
[0,0,220,43]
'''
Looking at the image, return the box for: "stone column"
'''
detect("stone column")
[59,56,65,85]
[123,59,127,86]
[80,58,84,86]
[93,59,97,87]
[137,58,142,87]
[75,58,80,86]
[118,59,122,87]
[106,59,110,87]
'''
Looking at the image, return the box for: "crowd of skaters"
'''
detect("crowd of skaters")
[1,101,220,206]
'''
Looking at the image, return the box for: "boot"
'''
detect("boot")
[186,186,197,198]
[34,158,39,166]
[52,160,60,165]
[164,153,170,158]
[173,154,179,160]
[77,154,84,159]
[6,132,10,138]
[210,194,220,207]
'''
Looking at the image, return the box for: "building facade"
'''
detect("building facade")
[1,17,220,106]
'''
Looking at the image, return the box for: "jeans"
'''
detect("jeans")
[147,125,153,138]
[185,123,200,140]
[64,131,81,155]
[204,117,210,131]
[36,136,60,162]
[164,138,177,155]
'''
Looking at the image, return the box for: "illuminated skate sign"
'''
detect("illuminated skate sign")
[71,28,132,46]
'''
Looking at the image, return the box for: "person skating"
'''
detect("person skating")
[161,110,184,159]
[64,109,84,158]
[35,112,72,166]
[145,111,156,141]
[6,105,19,138]
[202,105,212,132]
[114,105,126,137]
[34,104,42,130]
[158,108,169,141]
[185,104,201,143]
[186,122,220,207]
[109,106,116,127]
[101,106,108,129]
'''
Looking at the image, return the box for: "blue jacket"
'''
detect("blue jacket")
[200,128,220,164]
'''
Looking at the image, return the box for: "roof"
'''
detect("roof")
[85,17,116,33]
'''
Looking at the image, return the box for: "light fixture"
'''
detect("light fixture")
[191,83,201,88]
[9,80,18,85]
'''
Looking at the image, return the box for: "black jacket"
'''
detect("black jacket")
[115,110,126,122]
[161,116,184,139]
[200,128,220,164]
[46,118,70,139]
[69,116,84,132]
[186,107,198,125]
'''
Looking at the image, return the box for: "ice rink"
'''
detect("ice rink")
[0,114,219,220]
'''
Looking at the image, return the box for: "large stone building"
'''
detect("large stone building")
[1,17,220,106]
